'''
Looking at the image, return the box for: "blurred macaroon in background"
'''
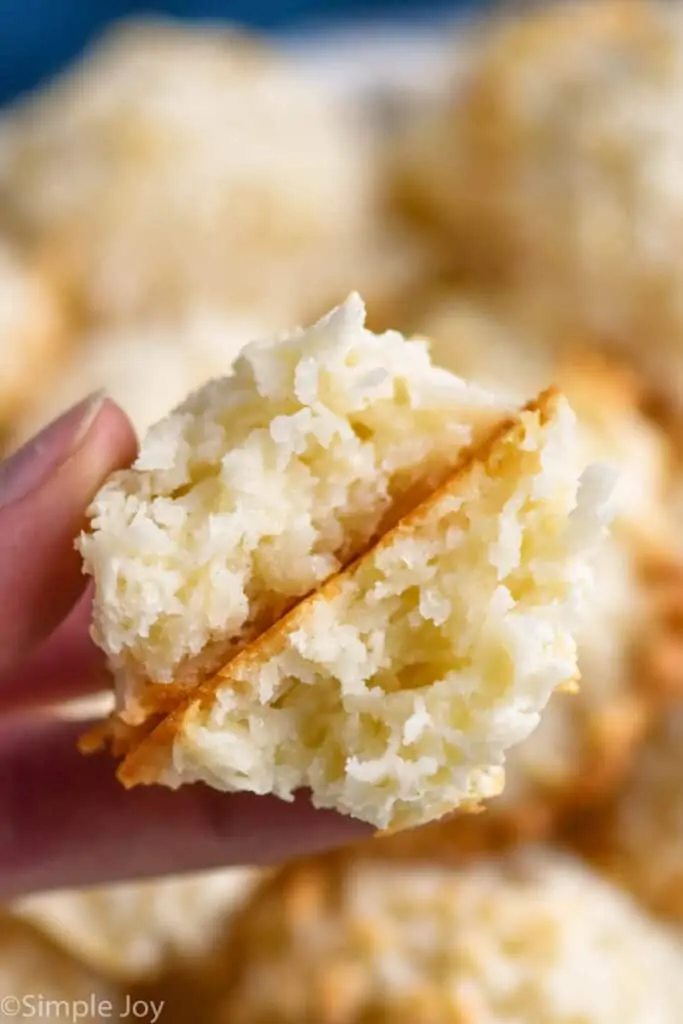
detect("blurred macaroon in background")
[6,1,683,1021]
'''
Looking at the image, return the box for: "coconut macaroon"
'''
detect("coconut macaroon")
[489,535,679,833]
[413,293,678,557]
[579,703,683,925]
[0,912,121,1017]
[355,296,683,846]
[12,309,266,444]
[519,359,683,820]
[80,295,611,829]
[412,292,554,402]
[0,238,68,433]
[116,386,611,832]
[360,530,669,858]
[413,291,677,538]
[80,294,523,726]
[396,0,683,391]
[14,868,259,983]
[215,848,683,1024]
[0,19,370,326]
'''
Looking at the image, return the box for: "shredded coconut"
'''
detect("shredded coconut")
[121,389,612,830]
[219,848,683,1023]
[0,18,371,324]
[80,295,512,723]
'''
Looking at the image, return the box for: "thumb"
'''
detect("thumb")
[0,393,137,673]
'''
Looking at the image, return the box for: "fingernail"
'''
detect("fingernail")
[0,391,106,508]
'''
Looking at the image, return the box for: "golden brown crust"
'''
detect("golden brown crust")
[115,388,560,789]
[571,682,683,926]
[632,556,683,700]
[640,383,683,463]
[78,713,162,758]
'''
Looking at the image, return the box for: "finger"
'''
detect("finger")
[0,716,371,899]
[0,588,110,714]
[0,395,137,675]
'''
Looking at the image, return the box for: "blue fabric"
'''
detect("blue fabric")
[0,0,483,104]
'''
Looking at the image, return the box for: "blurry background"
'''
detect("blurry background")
[0,0,487,103]
[6,1,683,1021]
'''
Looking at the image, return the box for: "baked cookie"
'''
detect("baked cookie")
[0,912,121,1018]
[115,386,610,831]
[79,294,522,729]
[395,0,683,407]
[348,296,683,849]
[12,310,267,443]
[215,847,683,1023]
[14,868,259,984]
[0,239,69,434]
[0,19,371,326]
[79,296,612,829]
[578,700,683,924]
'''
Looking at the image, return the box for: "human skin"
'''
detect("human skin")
[0,395,369,899]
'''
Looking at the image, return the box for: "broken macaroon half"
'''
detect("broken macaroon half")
[78,295,614,831]
[79,294,520,727]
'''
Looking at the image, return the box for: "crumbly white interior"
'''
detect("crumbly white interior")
[14,867,259,981]
[497,375,672,806]
[220,849,683,1024]
[414,292,676,809]
[0,19,370,324]
[153,395,612,830]
[79,295,511,720]
[499,534,644,804]
[559,360,676,546]
[416,297,675,544]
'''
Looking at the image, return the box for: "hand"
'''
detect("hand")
[0,395,368,899]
